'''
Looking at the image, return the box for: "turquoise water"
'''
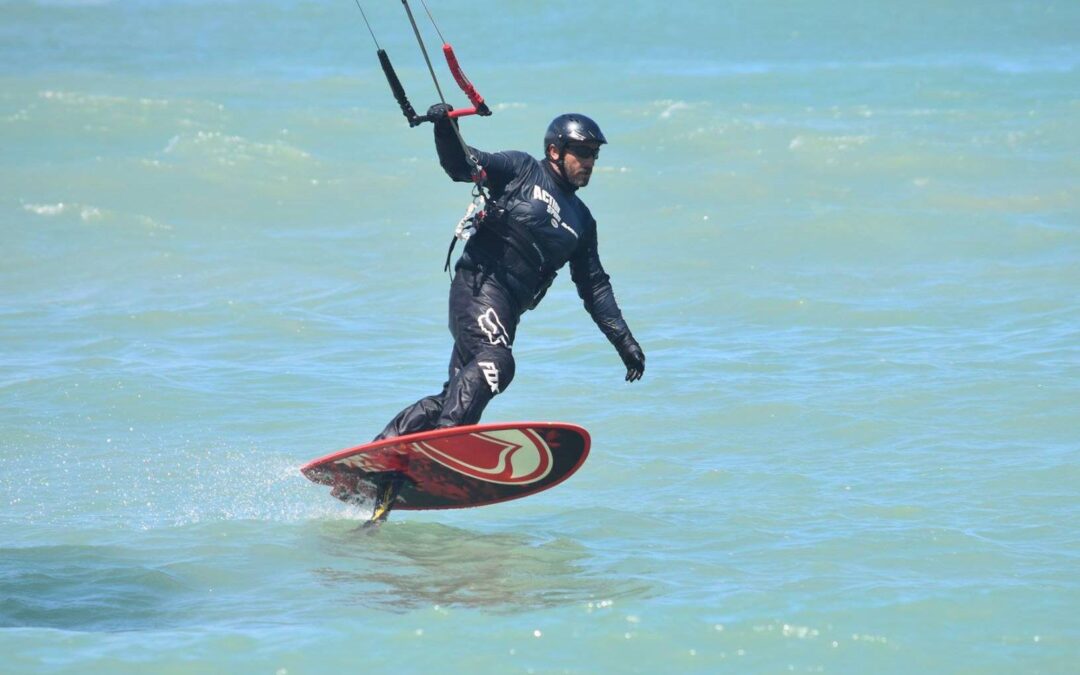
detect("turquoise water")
[2,0,1078,672]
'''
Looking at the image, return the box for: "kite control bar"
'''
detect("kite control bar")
[354,0,491,128]
[376,43,490,127]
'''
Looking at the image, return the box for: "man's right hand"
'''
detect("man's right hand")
[426,103,454,123]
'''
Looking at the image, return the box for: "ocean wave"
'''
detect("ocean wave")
[643,49,1080,77]
[22,201,103,221]
[162,131,312,165]
[38,89,173,109]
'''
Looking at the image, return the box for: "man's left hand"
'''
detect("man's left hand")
[617,339,645,383]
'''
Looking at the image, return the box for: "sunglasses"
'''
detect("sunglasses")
[565,144,601,160]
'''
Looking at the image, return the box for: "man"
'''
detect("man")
[373,108,645,441]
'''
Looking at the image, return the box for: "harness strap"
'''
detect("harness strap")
[443,235,458,274]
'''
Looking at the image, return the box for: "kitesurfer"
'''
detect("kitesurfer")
[374,108,645,441]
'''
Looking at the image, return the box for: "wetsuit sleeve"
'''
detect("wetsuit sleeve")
[569,215,635,350]
[433,119,519,188]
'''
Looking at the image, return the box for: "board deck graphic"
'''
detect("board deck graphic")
[301,422,590,513]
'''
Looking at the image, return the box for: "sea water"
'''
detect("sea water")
[2,1,1078,672]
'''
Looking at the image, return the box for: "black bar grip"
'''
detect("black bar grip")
[378,49,423,126]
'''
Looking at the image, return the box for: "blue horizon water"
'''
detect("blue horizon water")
[2,0,1079,672]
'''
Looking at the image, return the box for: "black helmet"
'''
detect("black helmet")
[544,113,607,155]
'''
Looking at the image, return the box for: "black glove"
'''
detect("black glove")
[426,103,454,125]
[617,338,645,383]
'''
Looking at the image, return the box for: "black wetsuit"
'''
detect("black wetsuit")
[374,118,640,441]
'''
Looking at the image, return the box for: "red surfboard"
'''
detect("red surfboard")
[301,422,590,513]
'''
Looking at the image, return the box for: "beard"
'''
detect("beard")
[570,169,592,188]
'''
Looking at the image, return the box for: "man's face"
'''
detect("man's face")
[550,142,601,188]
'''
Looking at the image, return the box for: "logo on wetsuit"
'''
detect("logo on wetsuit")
[532,185,578,239]
[478,361,500,393]
[477,308,510,348]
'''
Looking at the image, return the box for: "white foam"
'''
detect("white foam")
[23,202,67,216]
[659,101,690,119]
